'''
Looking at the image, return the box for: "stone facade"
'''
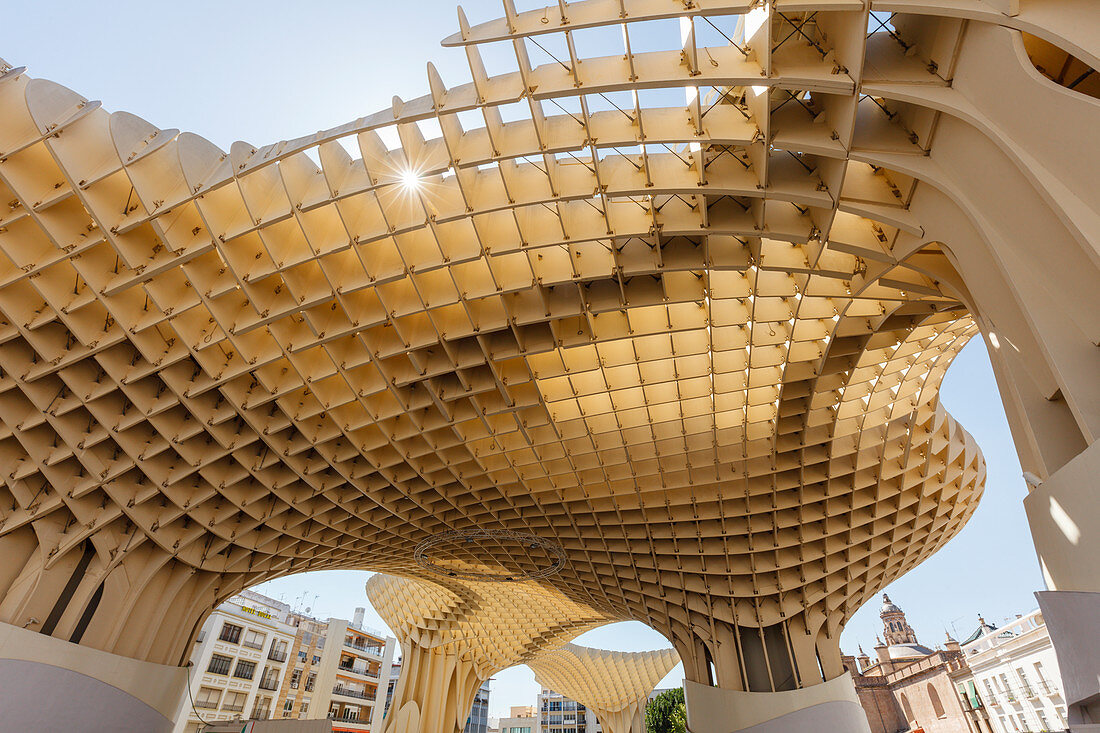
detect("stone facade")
[888,653,978,733]
[844,595,995,733]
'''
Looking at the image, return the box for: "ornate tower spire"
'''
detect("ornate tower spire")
[880,594,919,646]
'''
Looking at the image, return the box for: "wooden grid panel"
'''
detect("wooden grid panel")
[366,573,612,678]
[0,2,994,671]
[528,643,680,724]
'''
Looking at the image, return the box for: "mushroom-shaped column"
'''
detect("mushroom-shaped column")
[366,574,613,733]
[528,644,680,733]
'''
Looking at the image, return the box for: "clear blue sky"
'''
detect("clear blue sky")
[4,0,1045,718]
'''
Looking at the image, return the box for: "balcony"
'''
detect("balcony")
[333,686,373,701]
[328,713,369,727]
[242,640,265,651]
[222,703,245,713]
[1037,680,1061,695]
[268,648,288,662]
[338,663,378,678]
[259,678,280,691]
[344,640,383,655]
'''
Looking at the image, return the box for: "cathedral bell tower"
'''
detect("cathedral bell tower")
[880,594,919,645]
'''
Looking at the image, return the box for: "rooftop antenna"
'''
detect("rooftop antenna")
[946,615,966,639]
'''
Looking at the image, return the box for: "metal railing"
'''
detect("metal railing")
[268,648,288,662]
[333,686,373,700]
[338,663,379,678]
[242,640,265,650]
[258,678,280,691]
[344,639,384,655]
[1036,680,1060,695]
[222,703,245,713]
[328,714,364,723]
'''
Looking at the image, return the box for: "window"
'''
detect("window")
[300,700,310,714]
[219,622,243,644]
[305,672,316,691]
[207,654,233,676]
[1036,710,1049,730]
[233,660,257,680]
[259,666,280,690]
[298,650,307,661]
[290,669,302,689]
[222,691,247,712]
[195,687,221,709]
[283,697,295,713]
[928,683,946,719]
[269,640,288,661]
[243,629,267,650]
[251,696,272,719]
[312,655,321,665]
[900,693,915,724]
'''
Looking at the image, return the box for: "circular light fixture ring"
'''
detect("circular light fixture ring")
[413,529,567,582]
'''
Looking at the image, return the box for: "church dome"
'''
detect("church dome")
[886,643,934,659]
[881,593,902,615]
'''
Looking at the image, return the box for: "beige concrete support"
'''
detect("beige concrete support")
[683,674,871,733]
[0,620,187,733]
[1035,590,1100,729]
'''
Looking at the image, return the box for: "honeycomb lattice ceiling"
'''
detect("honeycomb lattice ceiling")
[0,1,991,668]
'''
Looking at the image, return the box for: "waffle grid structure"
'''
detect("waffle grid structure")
[0,3,1097,727]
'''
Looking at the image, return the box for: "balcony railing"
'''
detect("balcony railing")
[339,663,379,678]
[344,640,383,655]
[268,648,288,662]
[222,703,245,713]
[242,640,265,651]
[195,701,219,710]
[328,714,366,724]
[259,678,280,691]
[1037,680,1061,695]
[333,686,373,700]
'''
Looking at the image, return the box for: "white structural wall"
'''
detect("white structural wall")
[173,593,296,733]
[961,611,1069,733]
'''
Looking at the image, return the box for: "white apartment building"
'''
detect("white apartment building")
[277,608,397,732]
[961,610,1069,733]
[536,688,601,733]
[174,590,296,733]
